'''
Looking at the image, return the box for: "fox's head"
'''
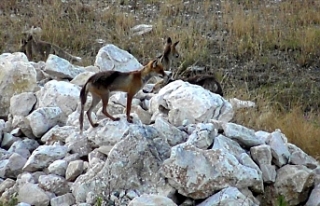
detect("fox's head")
[161,37,180,59]
[148,59,165,78]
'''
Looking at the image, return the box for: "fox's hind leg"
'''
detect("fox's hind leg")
[101,91,120,121]
[87,93,101,128]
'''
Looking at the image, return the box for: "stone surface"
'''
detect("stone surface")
[275,165,314,205]
[94,44,142,72]
[17,183,50,206]
[0,52,38,116]
[10,92,37,116]
[162,144,263,199]
[23,145,68,172]
[128,194,177,206]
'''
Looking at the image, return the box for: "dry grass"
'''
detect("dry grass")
[1,0,320,158]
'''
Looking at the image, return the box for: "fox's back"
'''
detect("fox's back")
[89,71,140,92]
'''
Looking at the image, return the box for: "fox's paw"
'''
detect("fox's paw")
[93,123,99,128]
[113,117,120,121]
[127,116,133,123]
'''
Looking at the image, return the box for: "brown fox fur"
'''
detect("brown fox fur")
[19,34,82,63]
[151,37,180,92]
[157,37,180,71]
[79,59,165,133]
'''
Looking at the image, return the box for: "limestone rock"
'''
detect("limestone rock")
[44,54,84,79]
[128,194,177,206]
[50,193,75,206]
[0,153,27,178]
[222,122,264,148]
[10,92,37,116]
[266,130,290,167]
[187,123,217,149]
[94,44,142,72]
[48,159,68,176]
[0,52,38,116]
[17,183,50,206]
[149,80,233,126]
[275,165,314,205]
[250,145,272,166]
[197,187,258,206]
[66,160,84,181]
[23,145,68,172]
[162,144,263,199]
[38,174,70,195]
[27,106,63,137]
[154,116,186,146]
[37,80,80,116]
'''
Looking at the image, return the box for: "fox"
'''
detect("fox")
[19,34,82,63]
[149,37,180,92]
[79,59,165,133]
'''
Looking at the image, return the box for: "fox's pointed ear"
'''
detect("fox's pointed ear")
[166,37,172,44]
[152,60,158,68]
[157,54,163,59]
[174,41,179,46]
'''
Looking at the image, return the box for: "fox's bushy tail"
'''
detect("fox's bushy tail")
[79,82,88,134]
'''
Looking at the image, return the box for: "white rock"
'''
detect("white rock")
[0,178,15,195]
[1,133,19,149]
[44,54,85,79]
[17,183,50,206]
[38,174,70,195]
[150,80,233,126]
[72,125,170,203]
[50,193,75,206]
[197,187,258,206]
[70,71,95,86]
[154,116,186,146]
[94,44,142,72]
[266,130,290,167]
[222,122,264,148]
[9,92,37,116]
[65,160,84,181]
[23,145,68,172]
[306,184,320,206]
[260,164,276,183]
[287,143,319,169]
[37,80,80,116]
[162,144,263,199]
[8,140,31,158]
[212,134,246,159]
[228,98,256,110]
[41,125,77,144]
[86,118,132,146]
[250,145,272,166]
[130,24,153,36]
[128,194,177,206]
[0,153,27,178]
[0,52,38,116]
[27,106,63,137]
[11,115,35,138]
[187,123,217,149]
[48,159,68,176]
[275,165,314,205]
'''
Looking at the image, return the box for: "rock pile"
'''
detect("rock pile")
[0,45,319,206]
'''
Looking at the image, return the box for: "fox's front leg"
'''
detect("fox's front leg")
[126,93,134,123]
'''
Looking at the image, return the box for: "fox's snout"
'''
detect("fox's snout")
[175,53,179,58]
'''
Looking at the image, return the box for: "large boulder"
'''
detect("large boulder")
[162,144,263,199]
[149,80,233,127]
[0,52,38,116]
[94,44,142,72]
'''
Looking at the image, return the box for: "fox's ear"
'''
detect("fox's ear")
[173,41,179,46]
[152,60,158,68]
[166,37,172,44]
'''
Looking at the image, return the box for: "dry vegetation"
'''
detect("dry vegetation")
[0,0,320,158]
